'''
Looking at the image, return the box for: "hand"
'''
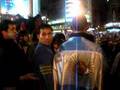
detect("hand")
[19,73,39,80]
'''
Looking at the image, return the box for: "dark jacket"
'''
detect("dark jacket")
[33,43,54,90]
[70,32,95,42]
[0,37,32,88]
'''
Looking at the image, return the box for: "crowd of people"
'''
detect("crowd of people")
[0,14,120,90]
[0,15,66,90]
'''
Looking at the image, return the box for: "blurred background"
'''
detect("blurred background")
[0,0,120,33]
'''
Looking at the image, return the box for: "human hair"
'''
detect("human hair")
[71,15,88,31]
[40,23,53,31]
[0,19,14,32]
[53,33,66,45]
[39,23,53,33]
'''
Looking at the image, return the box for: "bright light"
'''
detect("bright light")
[11,0,30,18]
[1,0,30,18]
[1,8,6,14]
[53,30,62,33]
[48,19,65,25]
[69,0,84,17]
[11,17,14,21]
[85,13,91,22]
[41,16,47,20]
[65,0,85,22]
[105,22,120,28]
[87,28,95,31]
[107,29,120,32]
[33,0,39,17]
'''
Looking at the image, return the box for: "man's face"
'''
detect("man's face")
[8,24,17,39]
[39,28,53,46]
[1,24,17,40]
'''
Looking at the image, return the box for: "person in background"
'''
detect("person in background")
[33,24,54,90]
[69,17,95,42]
[0,20,38,90]
[53,15,103,90]
[109,52,120,90]
[51,33,66,54]
[32,14,43,47]
[17,31,30,54]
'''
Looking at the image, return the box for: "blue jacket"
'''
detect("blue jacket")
[33,43,54,90]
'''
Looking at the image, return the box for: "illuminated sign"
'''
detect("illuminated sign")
[65,0,92,22]
[1,0,30,18]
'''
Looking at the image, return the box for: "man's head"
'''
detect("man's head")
[52,33,66,52]
[0,20,17,40]
[71,15,89,32]
[38,24,53,46]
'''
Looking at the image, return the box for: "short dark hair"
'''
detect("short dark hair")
[39,23,53,32]
[71,15,88,31]
[53,33,66,45]
[0,20,14,32]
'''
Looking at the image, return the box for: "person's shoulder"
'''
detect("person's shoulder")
[35,43,49,53]
[80,32,95,42]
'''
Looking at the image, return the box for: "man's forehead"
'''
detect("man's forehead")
[40,28,52,32]
[8,23,14,26]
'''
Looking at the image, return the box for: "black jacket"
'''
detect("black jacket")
[0,37,32,87]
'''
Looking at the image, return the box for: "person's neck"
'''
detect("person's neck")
[39,42,51,47]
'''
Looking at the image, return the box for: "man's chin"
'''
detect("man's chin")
[43,42,51,46]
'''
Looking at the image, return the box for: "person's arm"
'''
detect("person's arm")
[19,73,39,80]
